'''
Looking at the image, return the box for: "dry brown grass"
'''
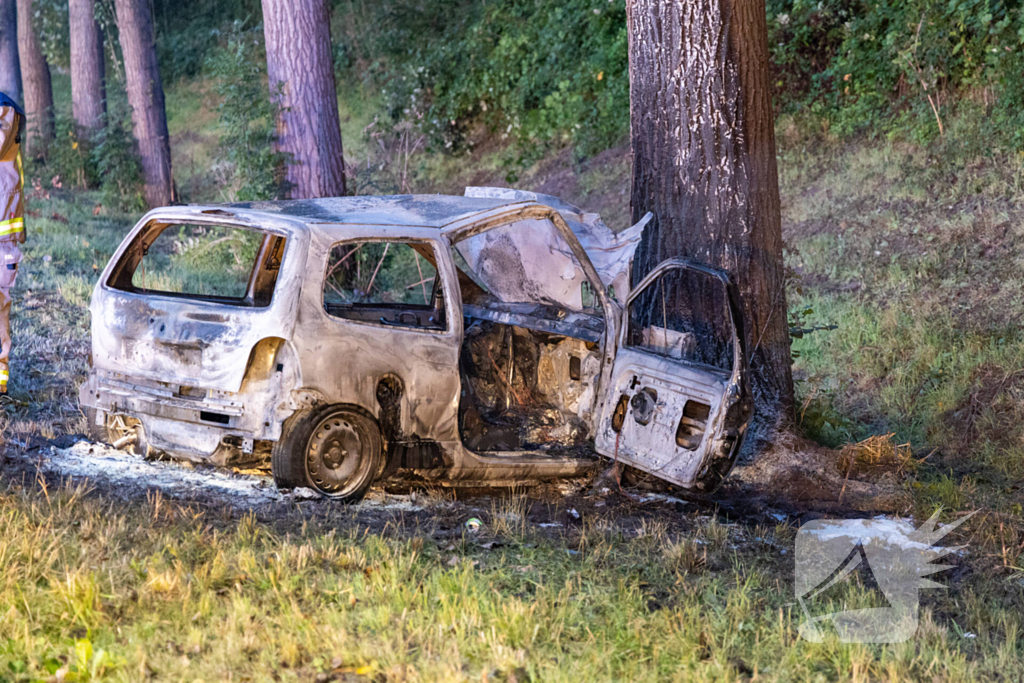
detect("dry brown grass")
[838,433,918,478]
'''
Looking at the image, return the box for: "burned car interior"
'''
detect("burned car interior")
[451,215,605,457]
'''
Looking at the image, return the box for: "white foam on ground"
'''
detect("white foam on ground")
[36,441,281,508]
[33,441,432,511]
[802,517,933,551]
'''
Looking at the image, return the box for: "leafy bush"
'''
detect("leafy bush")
[336,0,630,157]
[33,0,70,69]
[767,0,1024,146]
[152,0,263,81]
[330,0,1024,158]
[92,107,146,213]
[47,114,98,190]
[37,107,145,213]
[206,21,288,201]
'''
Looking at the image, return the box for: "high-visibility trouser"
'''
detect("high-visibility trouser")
[0,217,23,239]
[0,287,9,390]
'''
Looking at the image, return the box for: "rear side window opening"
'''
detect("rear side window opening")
[322,239,448,331]
[107,222,287,308]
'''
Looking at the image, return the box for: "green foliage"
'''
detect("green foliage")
[92,106,146,213]
[767,0,1024,147]
[336,0,629,158]
[35,106,145,212]
[152,0,263,81]
[206,21,288,201]
[32,0,70,69]
[47,114,98,191]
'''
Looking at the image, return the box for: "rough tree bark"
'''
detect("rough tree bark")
[16,0,53,158]
[261,0,346,199]
[69,0,106,133]
[0,0,20,103]
[114,0,172,207]
[627,0,794,447]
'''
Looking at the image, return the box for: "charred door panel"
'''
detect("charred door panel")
[595,259,750,490]
[595,348,728,485]
[291,232,463,444]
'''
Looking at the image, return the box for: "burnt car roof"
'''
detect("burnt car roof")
[226,195,517,228]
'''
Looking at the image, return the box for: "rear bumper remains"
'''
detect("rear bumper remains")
[79,369,284,463]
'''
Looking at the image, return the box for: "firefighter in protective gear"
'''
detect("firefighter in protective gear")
[0,92,24,394]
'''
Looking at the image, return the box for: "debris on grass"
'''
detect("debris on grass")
[838,433,917,479]
[731,431,912,513]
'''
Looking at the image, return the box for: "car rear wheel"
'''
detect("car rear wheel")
[272,406,383,502]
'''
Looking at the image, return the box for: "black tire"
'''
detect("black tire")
[271,405,383,503]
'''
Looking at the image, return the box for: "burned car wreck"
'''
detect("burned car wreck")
[79,188,752,501]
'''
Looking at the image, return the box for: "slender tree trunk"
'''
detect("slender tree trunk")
[114,0,172,207]
[261,0,346,199]
[69,0,106,134]
[16,0,53,158]
[627,0,794,448]
[0,0,20,104]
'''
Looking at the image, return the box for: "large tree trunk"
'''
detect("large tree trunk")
[69,0,106,134]
[0,0,20,104]
[16,0,53,158]
[261,0,346,199]
[114,0,172,207]
[627,0,794,447]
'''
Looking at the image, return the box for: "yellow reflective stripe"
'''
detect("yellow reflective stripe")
[0,370,8,382]
[0,217,23,236]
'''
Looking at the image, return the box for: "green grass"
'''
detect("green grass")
[779,119,1024,515]
[0,482,1020,682]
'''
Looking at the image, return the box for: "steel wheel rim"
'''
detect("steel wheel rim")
[305,413,371,497]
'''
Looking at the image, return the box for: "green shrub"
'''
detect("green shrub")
[333,0,1024,157]
[336,0,630,158]
[152,0,263,82]
[767,0,1024,147]
[32,0,70,69]
[92,107,146,213]
[206,21,288,201]
[47,114,98,191]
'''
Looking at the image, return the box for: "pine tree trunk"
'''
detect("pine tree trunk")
[627,0,794,448]
[0,0,20,104]
[114,0,172,207]
[69,0,106,134]
[261,0,346,199]
[16,0,53,158]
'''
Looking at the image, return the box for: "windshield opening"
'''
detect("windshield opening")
[451,217,603,317]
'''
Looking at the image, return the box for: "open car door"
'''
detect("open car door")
[594,259,751,492]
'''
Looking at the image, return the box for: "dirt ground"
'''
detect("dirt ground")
[0,427,912,546]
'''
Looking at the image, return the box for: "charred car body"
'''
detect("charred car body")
[80,189,752,501]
